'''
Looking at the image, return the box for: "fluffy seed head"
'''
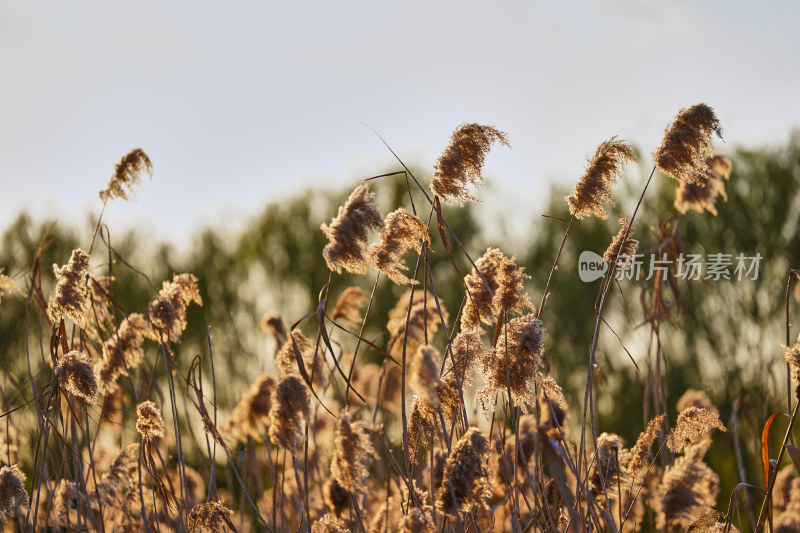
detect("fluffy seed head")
[387,289,448,362]
[54,350,99,403]
[604,216,639,269]
[410,344,441,407]
[224,373,276,443]
[431,123,509,204]
[331,407,376,494]
[312,514,350,533]
[323,478,351,517]
[461,247,533,330]
[674,154,732,216]
[686,511,738,532]
[0,269,23,305]
[136,400,166,440]
[652,442,720,530]
[399,507,435,533]
[667,407,726,454]
[408,396,438,453]
[321,183,384,274]
[370,208,430,284]
[275,329,326,388]
[436,330,486,426]
[478,314,564,411]
[677,389,719,417]
[96,313,150,394]
[99,148,153,202]
[146,273,202,342]
[260,311,286,339]
[331,286,368,327]
[653,104,723,186]
[628,414,665,474]
[187,501,234,533]
[782,336,800,400]
[436,427,491,517]
[0,465,28,524]
[268,376,310,456]
[48,249,91,328]
[566,137,637,220]
[588,433,630,498]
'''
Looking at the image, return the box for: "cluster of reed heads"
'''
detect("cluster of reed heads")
[0,105,799,533]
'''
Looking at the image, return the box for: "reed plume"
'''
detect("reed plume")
[628,414,665,474]
[331,407,376,494]
[146,272,202,342]
[96,444,141,529]
[686,511,738,532]
[331,286,368,327]
[588,433,630,498]
[781,336,800,399]
[652,441,719,530]
[96,312,150,394]
[0,269,22,305]
[371,207,430,284]
[275,329,327,388]
[0,464,27,524]
[410,344,441,406]
[478,313,564,411]
[604,216,639,268]
[566,137,637,220]
[268,375,310,456]
[387,289,448,361]
[323,478,351,517]
[48,248,91,328]
[653,104,723,186]
[99,148,153,202]
[436,427,491,517]
[321,183,384,274]
[436,330,485,424]
[408,395,438,453]
[674,154,732,215]
[461,247,533,330]
[54,350,99,403]
[136,400,166,440]
[399,506,435,533]
[224,373,276,442]
[312,514,350,533]
[187,501,235,533]
[667,406,725,454]
[430,123,509,204]
[494,415,537,488]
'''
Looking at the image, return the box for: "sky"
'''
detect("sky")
[2,0,799,244]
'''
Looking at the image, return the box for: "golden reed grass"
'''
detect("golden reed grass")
[4,106,787,532]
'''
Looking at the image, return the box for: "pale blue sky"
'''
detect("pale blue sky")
[2,0,798,242]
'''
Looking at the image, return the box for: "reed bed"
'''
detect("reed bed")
[0,105,798,533]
